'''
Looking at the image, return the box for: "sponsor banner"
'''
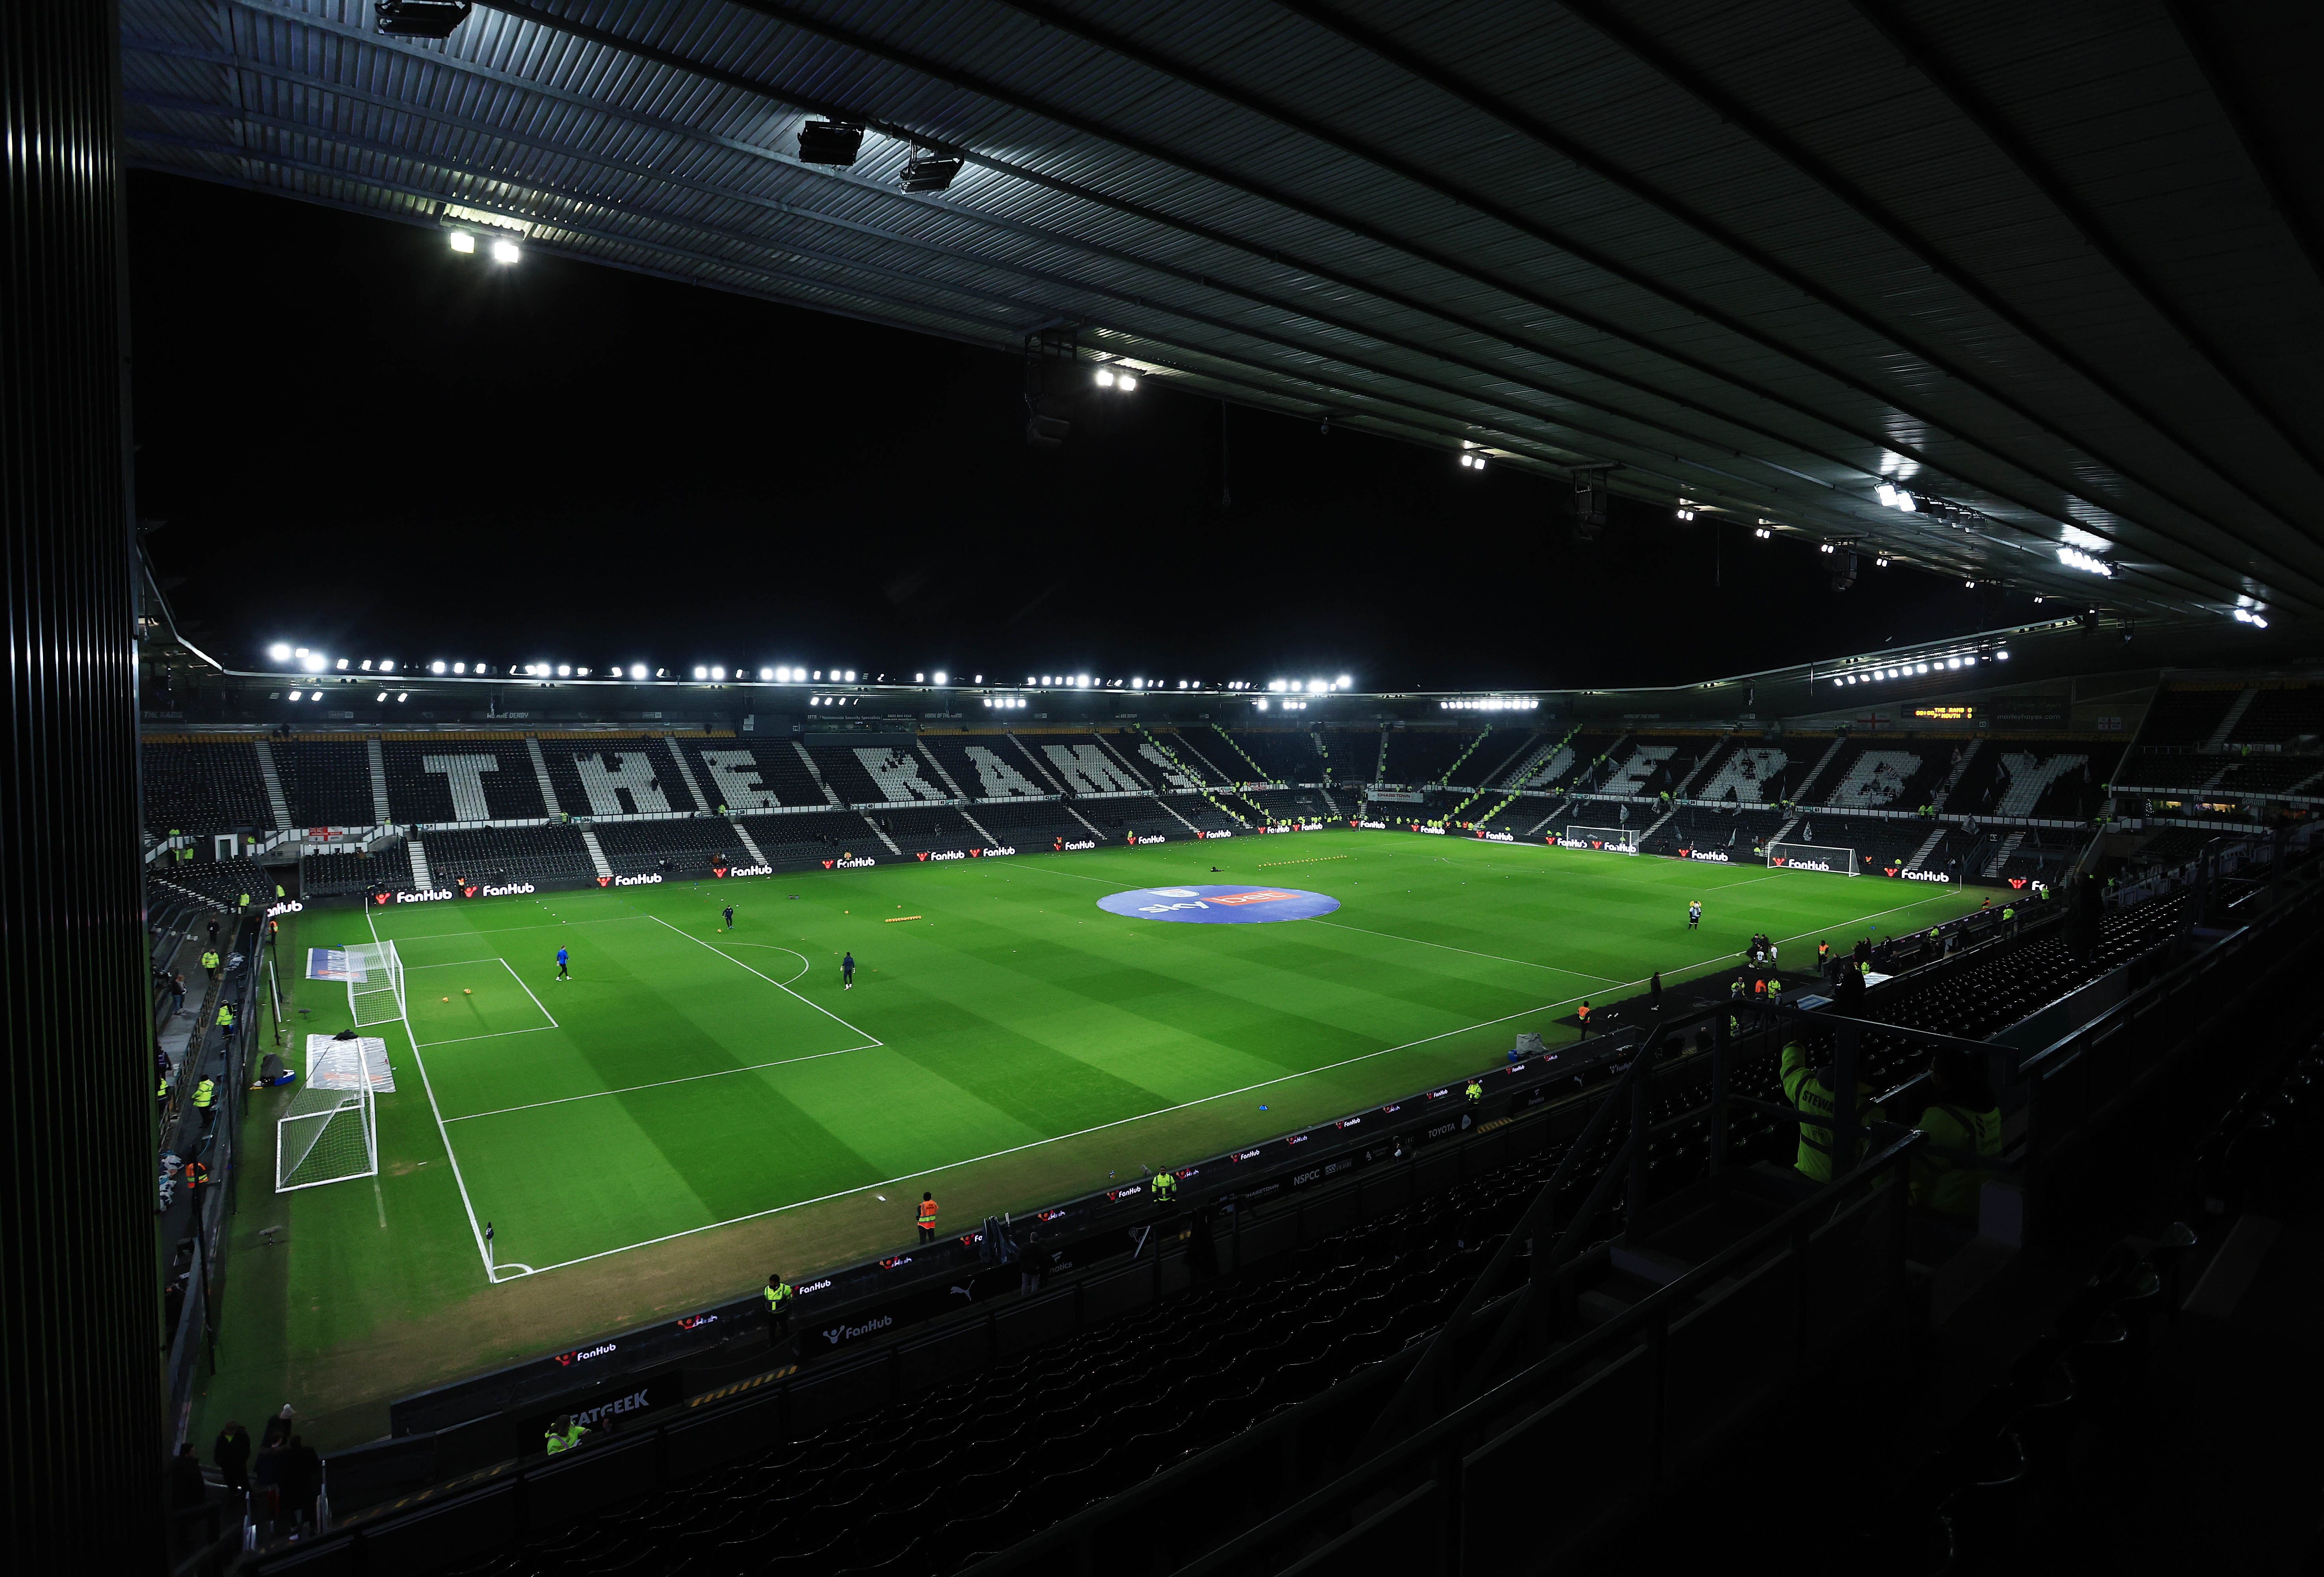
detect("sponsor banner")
[711,864,773,878]
[1368,790,1426,804]
[1882,867,1953,883]
[917,850,968,862]
[819,857,877,870]
[1554,836,1638,854]
[1411,824,1446,836]
[1095,885,1343,925]
[524,1367,684,1448]
[379,888,455,904]
[1767,856,1835,872]
[1130,834,1168,845]
[1351,819,1387,830]
[457,881,537,898]
[975,846,1017,858]
[267,899,304,919]
[1059,839,1097,852]
[1675,848,1730,863]
[1475,831,1514,843]
[1196,830,1233,841]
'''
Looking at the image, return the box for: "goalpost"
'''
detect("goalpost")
[346,939,405,1029]
[1766,841,1858,876]
[277,1081,377,1191]
[1560,822,1640,854]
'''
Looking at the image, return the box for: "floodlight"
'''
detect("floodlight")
[490,238,521,265]
[452,662,466,674]
[631,664,647,679]
[1874,483,1896,507]
[1117,374,1137,391]
[1754,526,1772,539]
[844,669,856,682]
[711,666,726,680]
[360,659,373,671]
[934,671,947,684]
[1897,494,1916,513]
[301,652,326,672]
[557,664,571,677]
[380,661,394,673]
[287,691,301,702]
[798,120,865,166]
[396,692,407,701]
[1095,369,1115,388]
[1916,663,1929,674]
[268,643,291,662]
[760,667,774,680]
[448,230,476,254]
[899,151,964,192]
[1875,556,1890,568]
[693,666,708,679]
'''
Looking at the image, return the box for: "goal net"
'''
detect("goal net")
[1559,822,1639,854]
[1766,841,1857,876]
[276,1081,376,1191]
[345,940,405,1029]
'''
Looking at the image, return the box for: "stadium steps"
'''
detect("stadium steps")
[2205,687,2259,751]
[1902,824,1949,872]
[657,738,712,812]
[1982,831,2026,876]
[1375,728,1390,782]
[729,822,772,868]
[1134,727,1250,825]
[407,835,433,890]
[365,738,392,823]
[1434,726,1492,792]
[912,740,972,800]
[1002,736,1108,837]
[578,828,614,880]
[522,737,564,816]
[1789,734,1849,804]
[959,809,1001,846]
[250,738,294,832]
[1209,722,1271,783]
[855,812,904,856]
[1930,738,1983,808]
[789,742,841,805]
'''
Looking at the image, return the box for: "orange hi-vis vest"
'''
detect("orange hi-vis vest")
[918,1198,939,1227]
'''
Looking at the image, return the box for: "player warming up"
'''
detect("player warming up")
[1687,899,1702,931]
[722,904,735,933]
[555,946,570,980]
[841,951,856,990]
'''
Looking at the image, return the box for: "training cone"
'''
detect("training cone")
[463,988,472,995]
[441,996,450,1003]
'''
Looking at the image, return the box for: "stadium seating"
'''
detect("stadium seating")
[962,799,1100,847]
[672,738,837,810]
[534,737,695,818]
[380,738,547,824]
[591,816,752,877]
[154,856,273,910]
[2137,685,2244,747]
[2229,683,2324,744]
[1818,742,1945,811]
[2214,757,2324,796]
[1947,742,2117,820]
[271,739,377,827]
[422,826,596,888]
[141,738,271,834]
[1245,787,1339,822]
[300,842,414,897]
[918,735,1056,801]
[1141,729,1238,787]
[739,809,895,867]
[1220,727,1320,782]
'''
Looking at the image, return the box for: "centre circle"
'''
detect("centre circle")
[1095,885,1342,924]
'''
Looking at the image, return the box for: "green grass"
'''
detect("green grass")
[196,831,1982,1447]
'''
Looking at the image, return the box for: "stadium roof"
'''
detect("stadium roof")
[122,0,2324,621]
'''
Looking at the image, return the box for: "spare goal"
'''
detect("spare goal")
[345,939,405,1029]
[1560,823,1640,854]
[276,1080,377,1191]
[1766,841,1857,876]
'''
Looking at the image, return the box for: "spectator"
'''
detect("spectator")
[1910,1048,2002,1221]
[1186,1206,1219,1282]
[260,1404,293,1453]
[1648,971,1662,1012]
[170,1442,208,1511]
[213,1421,252,1501]
[1017,1230,1048,1296]
[170,973,187,1016]
[276,1436,322,1531]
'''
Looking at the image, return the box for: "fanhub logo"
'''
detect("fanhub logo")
[1197,830,1234,840]
[613,872,663,886]
[1354,820,1386,830]
[975,846,1017,858]
[822,1315,894,1346]
[1772,858,1833,873]
[1061,839,1096,852]
[918,850,967,862]
[1891,868,1952,883]
[1476,831,1514,843]
[1682,849,1731,864]
[478,882,536,897]
[553,1342,617,1367]
[727,864,770,878]
[266,900,303,917]
[676,1312,720,1331]
[821,857,877,869]
[394,888,455,903]
[1132,834,1167,845]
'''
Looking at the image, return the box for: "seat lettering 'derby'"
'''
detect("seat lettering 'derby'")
[1094,885,1341,924]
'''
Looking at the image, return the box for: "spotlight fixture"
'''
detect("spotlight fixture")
[632,664,648,680]
[2233,608,2271,629]
[1818,542,1835,554]
[490,238,521,265]
[448,230,476,254]
[373,0,473,39]
[1675,501,1696,521]
[2056,546,2113,577]
[1753,526,1772,539]
[798,120,865,166]
[899,150,964,193]
[1459,450,1486,470]
[269,643,292,662]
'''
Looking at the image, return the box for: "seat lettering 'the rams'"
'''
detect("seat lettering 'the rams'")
[421,754,501,823]
[574,752,671,816]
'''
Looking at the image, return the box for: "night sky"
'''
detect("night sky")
[129,172,2035,692]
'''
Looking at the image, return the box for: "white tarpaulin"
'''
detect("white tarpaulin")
[306,1034,395,1093]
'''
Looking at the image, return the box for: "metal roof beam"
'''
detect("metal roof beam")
[1557,0,2324,583]
[2164,0,2324,295]
[1266,0,2307,621]
[1850,0,2324,492]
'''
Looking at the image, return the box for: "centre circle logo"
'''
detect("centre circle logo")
[1096,885,1341,924]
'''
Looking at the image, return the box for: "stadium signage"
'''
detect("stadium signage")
[467,882,536,898]
[1132,835,1168,845]
[605,873,664,887]
[553,1342,619,1367]
[1061,839,1097,852]
[821,857,878,869]
[1231,1148,1262,1162]
[819,1314,895,1348]
[391,888,455,904]
[1475,831,1514,843]
[1768,857,1834,873]
[918,850,967,862]
[1678,849,1731,863]
[795,1279,833,1296]
[1352,820,1386,830]
[1412,824,1446,835]
[1196,830,1233,840]
[266,900,303,917]
[570,1380,666,1430]
[712,864,772,878]
[1885,867,1953,883]
[974,846,1018,858]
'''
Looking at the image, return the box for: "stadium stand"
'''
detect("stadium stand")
[591,816,749,878]
[140,738,270,834]
[739,809,897,867]
[1246,787,1339,822]
[2113,752,2223,790]
[672,738,836,810]
[956,798,1096,848]
[1072,795,1196,837]
[271,738,376,827]
[2216,757,2324,796]
[1818,741,1946,811]
[408,887,2213,1577]
[2229,682,2324,744]
[1221,727,1319,782]
[422,826,597,888]
[918,734,1053,801]
[1314,726,1382,781]
[535,737,695,818]
[2137,684,2245,747]
[380,738,548,824]
[1148,728,1240,787]
[1381,727,1479,786]
[808,739,949,806]
[153,856,272,910]
[299,842,414,898]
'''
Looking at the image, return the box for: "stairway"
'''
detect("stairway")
[1983,831,2026,877]
[914,740,972,801]
[1210,723,1270,783]
[660,737,712,812]
[961,809,1001,846]
[1930,738,1981,809]
[251,739,293,831]
[407,834,434,890]
[366,738,392,824]
[2205,688,2257,752]
[1903,824,1949,872]
[731,823,772,867]
[525,736,564,816]
[579,828,614,880]
[1375,729,1390,784]
[792,742,842,805]
[1788,735,1849,805]
[856,812,904,856]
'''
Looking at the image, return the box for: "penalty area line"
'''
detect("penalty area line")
[645,913,884,1046]
[442,1041,883,1123]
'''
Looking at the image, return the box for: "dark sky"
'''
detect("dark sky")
[129,172,2034,692]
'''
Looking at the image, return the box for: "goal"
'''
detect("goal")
[276,1081,377,1191]
[346,939,405,1029]
[1560,822,1640,854]
[1766,841,1858,876]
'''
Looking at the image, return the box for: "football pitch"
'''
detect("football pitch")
[208,831,1984,1445]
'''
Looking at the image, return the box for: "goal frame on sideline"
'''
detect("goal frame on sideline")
[1766,841,1859,876]
[1560,822,1641,854]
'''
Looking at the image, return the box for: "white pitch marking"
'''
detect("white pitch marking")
[643,914,882,1046]
[500,957,559,1028]
[442,1042,883,1123]
[367,909,496,1279]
